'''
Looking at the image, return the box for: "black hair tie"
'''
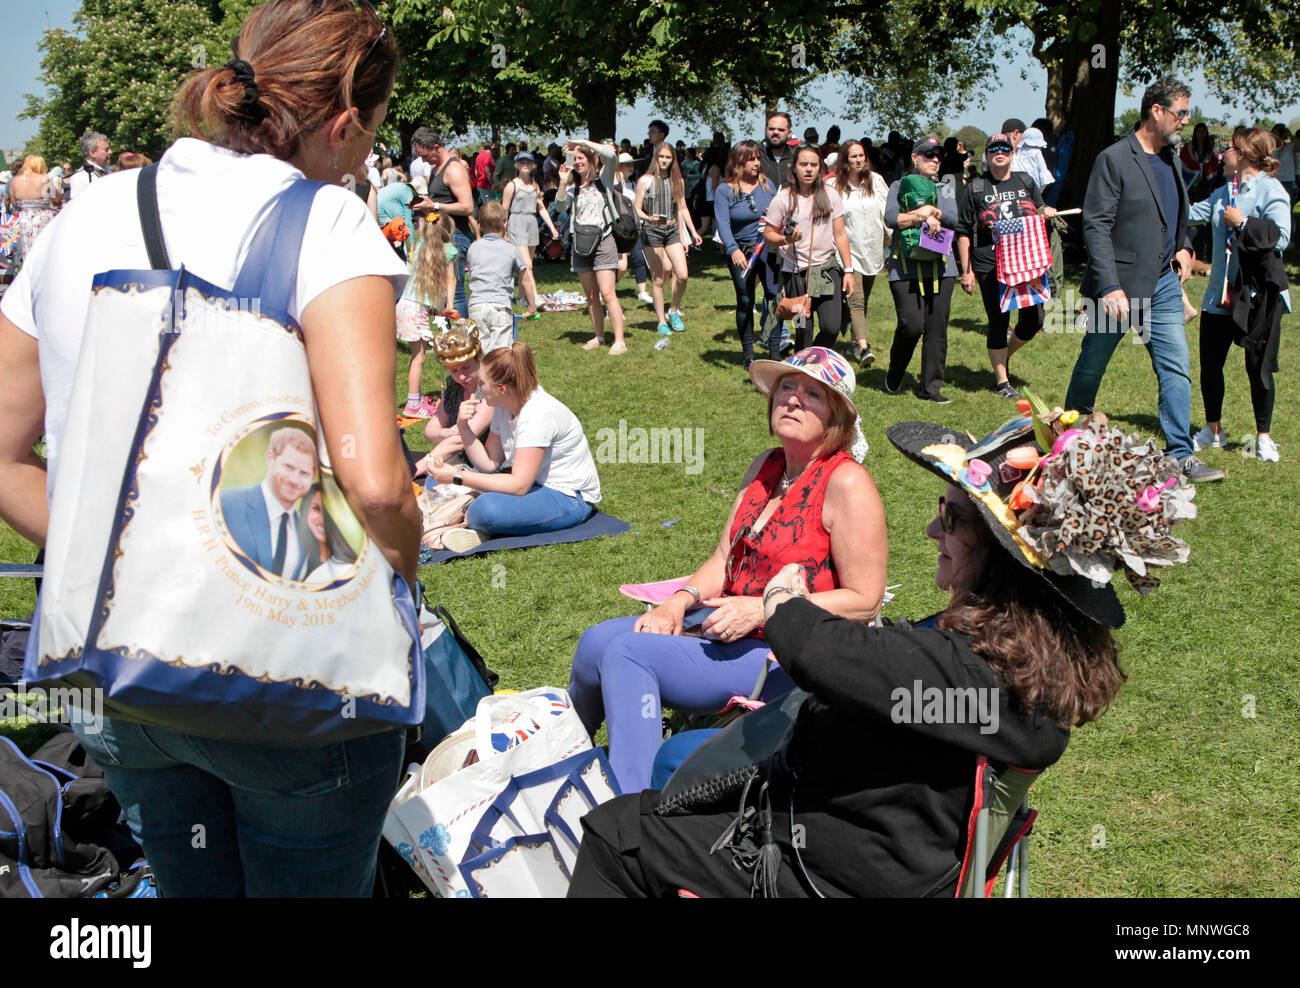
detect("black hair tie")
[224,57,266,124]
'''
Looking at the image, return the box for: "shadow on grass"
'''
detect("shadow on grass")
[1109,411,1164,434]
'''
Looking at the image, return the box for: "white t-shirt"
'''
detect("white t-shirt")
[410,156,432,184]
[65,163,106,200]
[490,387,601,503]
[1,137,408,493]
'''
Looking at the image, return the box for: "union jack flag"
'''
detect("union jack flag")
[993,214,1053,312]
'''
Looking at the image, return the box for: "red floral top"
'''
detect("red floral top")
[723,449,854,598]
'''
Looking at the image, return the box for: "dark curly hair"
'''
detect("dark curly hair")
[936,494,1125,727]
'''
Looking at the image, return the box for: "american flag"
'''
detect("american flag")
[993,214,1053,312]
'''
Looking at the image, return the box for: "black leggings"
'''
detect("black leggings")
[887,277,955,399]
[781,268,844,350]
[1199,311,1275,433]
[977,272,1042,349]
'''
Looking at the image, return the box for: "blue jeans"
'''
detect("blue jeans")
[568,616,793,792]
[465,482,593,536]
[727,240,777,358]
[452,231,471,317]
[1066,268,1193,460]
[73,716,404,897]
[627,236,648,285]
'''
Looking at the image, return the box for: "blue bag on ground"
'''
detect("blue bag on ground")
[414,602,497,760]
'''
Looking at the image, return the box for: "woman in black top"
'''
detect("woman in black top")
[955,134,1057,398]
[569,404,1195,897]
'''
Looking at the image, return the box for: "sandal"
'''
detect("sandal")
[608,341,627,356]
[582,337,604,350]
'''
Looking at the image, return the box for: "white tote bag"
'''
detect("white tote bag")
[27,168,423,745]
[389,687,618,897]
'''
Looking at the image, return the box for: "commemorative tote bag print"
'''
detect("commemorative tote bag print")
[29,167,424,744]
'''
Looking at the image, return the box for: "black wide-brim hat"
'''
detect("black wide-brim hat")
[887,419,1126,629]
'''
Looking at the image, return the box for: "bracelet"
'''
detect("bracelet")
[763,585,805,608]
[679,584,702,606]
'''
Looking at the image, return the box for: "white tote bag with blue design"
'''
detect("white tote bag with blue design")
[27,166,423,745]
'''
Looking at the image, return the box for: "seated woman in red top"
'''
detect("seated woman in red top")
[567,347,887,792]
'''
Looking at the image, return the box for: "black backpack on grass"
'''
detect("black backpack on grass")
[0,727,155,897]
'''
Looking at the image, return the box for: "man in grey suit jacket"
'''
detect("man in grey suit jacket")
[1065,77,1225,483]
[220,427,317,579]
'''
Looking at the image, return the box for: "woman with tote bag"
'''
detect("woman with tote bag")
[0,0,420,897]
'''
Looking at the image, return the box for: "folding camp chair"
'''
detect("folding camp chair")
[956,756,1039,898]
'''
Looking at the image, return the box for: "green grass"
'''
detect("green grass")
[4,241,1299,897]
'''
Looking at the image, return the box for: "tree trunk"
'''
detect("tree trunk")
[578,83,617,142]
[1039,2,1122,209]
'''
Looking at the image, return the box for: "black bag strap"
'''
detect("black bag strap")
[430,603,499,690]
[135,164,171,271]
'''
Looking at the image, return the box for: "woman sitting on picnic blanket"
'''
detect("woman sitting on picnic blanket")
[426,341,601,554]
[568,403,1196,897]
[567,347,887,793]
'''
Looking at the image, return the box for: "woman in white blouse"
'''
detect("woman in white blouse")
[827,140,889,367]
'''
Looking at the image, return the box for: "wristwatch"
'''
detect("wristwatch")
[452,473,464,486]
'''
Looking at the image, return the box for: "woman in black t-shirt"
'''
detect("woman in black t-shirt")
[955,134,1058,398]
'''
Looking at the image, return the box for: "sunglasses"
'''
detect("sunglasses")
[1160,104,1191,121]
[918,150,942,160]
[938,495,974,534]
[724,524,755,586]
[351,0,390,82]
[986,144,1013,155]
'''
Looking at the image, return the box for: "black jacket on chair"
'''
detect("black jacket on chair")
[1080,132,1193,302]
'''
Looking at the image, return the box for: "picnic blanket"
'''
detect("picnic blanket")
[536,290,587,312]
[422,511,630,563]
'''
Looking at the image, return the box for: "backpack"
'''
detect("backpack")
[897,174,948,263]
[0,728,157,897]
[599,177,639,253]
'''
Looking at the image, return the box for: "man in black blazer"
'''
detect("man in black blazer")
[1065,77,1225,482]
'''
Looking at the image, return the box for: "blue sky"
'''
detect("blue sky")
[6,3,1298,154]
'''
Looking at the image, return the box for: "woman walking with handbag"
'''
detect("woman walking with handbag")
[714,140,778,370]
[635,142,703,344]
[827,140,889,367]
[762,145,856,352]
[556,139,628,354]
[0,0,419,897]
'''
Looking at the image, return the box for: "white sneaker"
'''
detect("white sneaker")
[441,528,488,554]
[1193,424,1226,450]
[1257,434,1280,462]
[637,291,654,305]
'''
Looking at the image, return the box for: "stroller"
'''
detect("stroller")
[538,207,568,263]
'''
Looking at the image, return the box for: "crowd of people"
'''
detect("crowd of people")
[0,0,1293,899]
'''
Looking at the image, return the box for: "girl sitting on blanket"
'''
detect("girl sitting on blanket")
[427,341,601,554]
[416,320,494,472]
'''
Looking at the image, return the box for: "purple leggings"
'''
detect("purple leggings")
[568,615,787,793]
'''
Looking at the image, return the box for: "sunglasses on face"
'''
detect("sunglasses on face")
[987,144,1013,155]
[938,495,974,533]
[919,150,942,160]
[1161,105,1191,121]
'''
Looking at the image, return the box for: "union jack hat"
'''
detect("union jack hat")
[749,347,868,461]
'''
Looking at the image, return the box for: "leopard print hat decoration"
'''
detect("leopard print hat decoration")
[886,389,1197,629]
